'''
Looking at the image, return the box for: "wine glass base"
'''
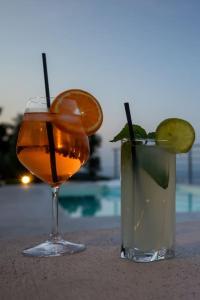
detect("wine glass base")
[22,238,86,257]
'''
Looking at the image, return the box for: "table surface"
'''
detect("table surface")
[1,221,200,300]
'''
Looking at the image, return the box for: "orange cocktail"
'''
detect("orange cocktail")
[17,112,89,186]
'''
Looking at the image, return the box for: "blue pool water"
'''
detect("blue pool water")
[58,181,200,218]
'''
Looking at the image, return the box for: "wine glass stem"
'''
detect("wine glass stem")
[51,186,60,240]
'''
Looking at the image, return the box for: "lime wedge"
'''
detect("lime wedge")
[155,118,195,153]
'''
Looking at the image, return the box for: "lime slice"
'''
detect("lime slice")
[155,118,195,153]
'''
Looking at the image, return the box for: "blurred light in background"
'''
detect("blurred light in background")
[21,175,32,185]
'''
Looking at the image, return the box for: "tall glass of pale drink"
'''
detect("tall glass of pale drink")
[121,139,176,262]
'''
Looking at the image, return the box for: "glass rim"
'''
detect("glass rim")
[121,138,169,144]
[27,96,55,100]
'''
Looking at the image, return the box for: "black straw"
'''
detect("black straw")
[124,102,137,162]
[42,53,51,108]
[42,53,58,183]
[124,102,136,142]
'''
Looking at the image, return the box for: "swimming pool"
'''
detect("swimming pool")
[59,180,200,218]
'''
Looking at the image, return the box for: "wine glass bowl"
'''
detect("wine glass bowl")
[17,112,89,186]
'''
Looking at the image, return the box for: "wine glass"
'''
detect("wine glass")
[16,97,90,257]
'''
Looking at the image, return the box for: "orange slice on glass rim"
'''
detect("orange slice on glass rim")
[50,89,103,135]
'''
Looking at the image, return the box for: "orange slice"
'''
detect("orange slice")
[50,89,103,135]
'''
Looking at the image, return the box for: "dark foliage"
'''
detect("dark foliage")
[85,134,102,179]
[0,110,27,182]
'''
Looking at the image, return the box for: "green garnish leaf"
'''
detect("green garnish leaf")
[110,124,147,142]
[139,146,169,189]
[121,141,169,189]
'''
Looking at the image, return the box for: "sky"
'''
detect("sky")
[1,0,200,175]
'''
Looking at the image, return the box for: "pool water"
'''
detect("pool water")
[59,181,200,218]
[176,185,200,212]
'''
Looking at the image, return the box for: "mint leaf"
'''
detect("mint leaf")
[121,141,169,189]
[110,124,147,142]
[139,146,169,189]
